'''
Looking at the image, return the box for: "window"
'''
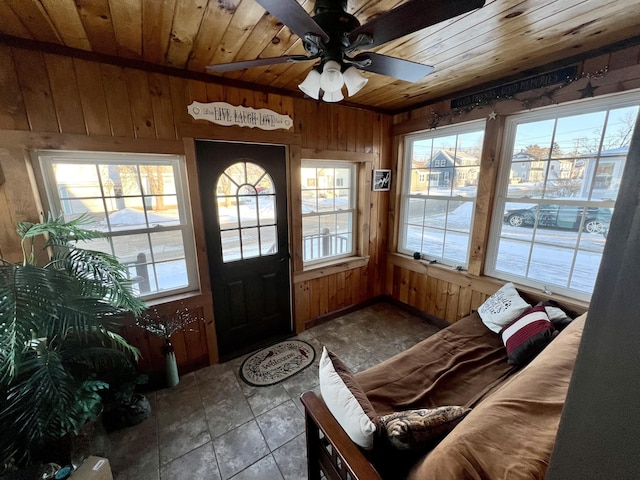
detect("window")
[487,93,640,300]
[38,151,198,300]
[400,121,485,267]
[215,162,277,262]
[301,161,356,264]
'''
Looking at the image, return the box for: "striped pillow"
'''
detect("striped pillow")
[500,305,555,366]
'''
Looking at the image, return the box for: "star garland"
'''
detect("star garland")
[426,67,609,129]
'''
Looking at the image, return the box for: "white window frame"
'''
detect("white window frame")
[399,120,485,268]
[486,91,640,301]
[301,160,357,266]
[37,150,199,301]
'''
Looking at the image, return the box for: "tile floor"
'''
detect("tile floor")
[107,302,441,480]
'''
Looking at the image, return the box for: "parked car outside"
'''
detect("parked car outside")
[503,204,612,233]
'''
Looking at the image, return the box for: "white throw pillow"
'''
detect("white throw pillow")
[318,347,378,449]
[478,282,531,333]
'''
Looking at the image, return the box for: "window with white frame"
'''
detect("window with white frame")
[301,161,356,264]
[399,121,485,267]
[487,93,640,300]
[38,151,198,300]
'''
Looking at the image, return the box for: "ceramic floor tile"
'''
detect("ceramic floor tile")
[213,420,270,480]
[205,392,255,439]
[241,383,291,417]
[272,433,307,480]
[159,442,221,480]
[255,400,305,451]
[229,455,283,480]
[158,408,211,465]
[107,302,441,480]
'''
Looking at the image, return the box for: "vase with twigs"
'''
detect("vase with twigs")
[135,303,202,387]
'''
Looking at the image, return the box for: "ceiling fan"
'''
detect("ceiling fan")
[207,0,486,102]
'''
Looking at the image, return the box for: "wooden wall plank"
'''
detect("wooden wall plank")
[0,46,29,131]
[73,58,111,136]
[148,73,176,140]
[100,64,135,138]
[125,68,156,139]
[44,54,86,135]
[13,49,59,133]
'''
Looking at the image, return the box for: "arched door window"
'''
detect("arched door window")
[216,161,277,262]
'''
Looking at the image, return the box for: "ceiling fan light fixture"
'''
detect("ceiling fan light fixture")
[343,66,368,97]
[322,89,344,103]
[298,69,322,99]
[320,60,344,93]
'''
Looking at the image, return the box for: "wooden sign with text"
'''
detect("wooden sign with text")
[187,101,293,131]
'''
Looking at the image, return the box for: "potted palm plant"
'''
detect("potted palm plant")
[0,214,146,473]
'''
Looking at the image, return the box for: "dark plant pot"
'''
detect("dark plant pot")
[102,393,152,432]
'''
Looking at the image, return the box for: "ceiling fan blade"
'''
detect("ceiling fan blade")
[350,0,485,49]
[352,53,434,82]
[206,55,313,73]
[255,0,330,43]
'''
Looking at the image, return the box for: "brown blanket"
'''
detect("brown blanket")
[408,313,587,480]
[356,312,519,415]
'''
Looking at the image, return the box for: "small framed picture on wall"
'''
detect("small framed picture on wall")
[372,169,391,191]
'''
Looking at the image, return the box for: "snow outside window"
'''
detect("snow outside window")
[301,161,356,264]
[399,121,485,267]
[486,92,640,301]
[38,151,198,300]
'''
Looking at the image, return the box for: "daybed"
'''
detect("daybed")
[301,288,586,480]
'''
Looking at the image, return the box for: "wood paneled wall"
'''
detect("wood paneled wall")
[0,44,391,374]
[385,44,640,322]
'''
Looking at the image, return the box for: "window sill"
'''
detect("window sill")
[294,256,369,283]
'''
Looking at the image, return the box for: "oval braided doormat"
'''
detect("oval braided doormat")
[240,339,316,387]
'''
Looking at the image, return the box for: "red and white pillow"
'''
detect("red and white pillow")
[500,304,555,366]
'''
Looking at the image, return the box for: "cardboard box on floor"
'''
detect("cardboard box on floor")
[71,456,113,480]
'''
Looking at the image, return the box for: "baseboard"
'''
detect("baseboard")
[303,295,450,331]
[382,295,451,329]
[304,295,386,330]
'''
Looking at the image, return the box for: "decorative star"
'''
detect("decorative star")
[578,80,599,98]
[488,110,497,120]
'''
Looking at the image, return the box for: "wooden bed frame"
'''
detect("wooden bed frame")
[301,391,382,480]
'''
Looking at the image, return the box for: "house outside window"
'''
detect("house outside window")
[400,121,485,267]
[301,161,356,264]
[486,93,640,300]
[37,151,198,300]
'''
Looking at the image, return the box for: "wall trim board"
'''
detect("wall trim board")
[301,148,378,162]
[0,130,184,154]
[387,252,588,314]
[177,123,302,146]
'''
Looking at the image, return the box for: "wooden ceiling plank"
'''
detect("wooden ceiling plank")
[222,11,284,81]
[44,53,86,135]
[205,0,268,67]
[142,0,176,64]
[0,2,31,39]
[75,0,119,56]
[109,0,143,59]
[361,0,632,109]
[166,0,209,69]
[39,0,91,50]
[185,0,235,71]
[5,0,61,45]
